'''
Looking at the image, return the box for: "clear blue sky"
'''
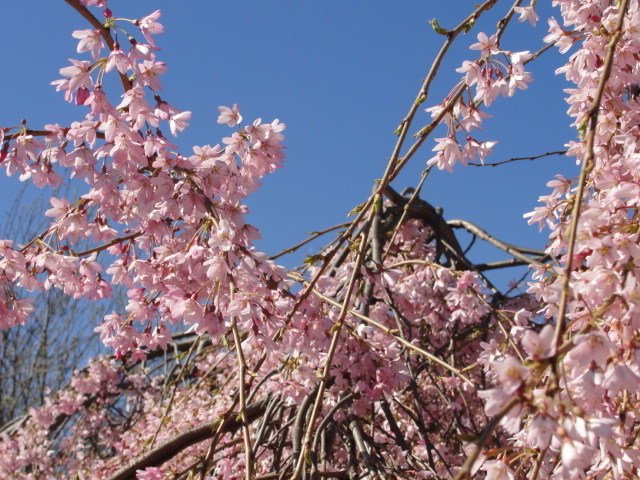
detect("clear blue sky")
[0,2,577,291]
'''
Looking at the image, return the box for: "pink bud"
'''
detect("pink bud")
[75,86,90,106]
[103,8,112,18]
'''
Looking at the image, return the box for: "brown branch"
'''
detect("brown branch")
[228,281,254,480]
[383,184,464,259]
[447,219,546,266]
[73,230,142,257]
[3,128,106,142]
[269,222,352,261]
[310,393,357,471]
[147,338,200,450]
[104,399,269,480]
[474,257,550,271]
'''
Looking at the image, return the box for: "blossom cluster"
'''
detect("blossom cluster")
[0,1,639,480]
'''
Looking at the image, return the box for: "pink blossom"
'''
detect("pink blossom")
[138,59,167,91]
[105,44,131,74]
[525,414,554,449]
[169,111,191,137]
[44,197,70,221]
[513,4,540,27]
[218,104,243,127]
[138,10,164,46]
[521,324,556,360]
[544,17,575,53]
[481,460,515,480]
[56,58,93,93]
[136,467,165,480]
[72,29,103,60]
[469,32,499,58]
[477,388,522,434]
[492,356,530,394]
[564,332,616,376]
[428,136,463,172]
[560,439,597,476]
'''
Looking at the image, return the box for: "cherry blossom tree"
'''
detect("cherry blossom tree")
[1,1,639,480]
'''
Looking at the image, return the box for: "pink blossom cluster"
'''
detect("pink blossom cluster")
[0,1,640,479]
[425,31,534,172]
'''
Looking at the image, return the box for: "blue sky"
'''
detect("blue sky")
[0,1,577,292]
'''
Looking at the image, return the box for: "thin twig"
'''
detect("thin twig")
[229,281,254,480]
[468,150,568,167]
[270,222,352,261]
[447,219,546,266]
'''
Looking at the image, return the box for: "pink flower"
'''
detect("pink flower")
[169,111,191,137]
[463,138,496,164]
[544,17,574,53]
[427,136,463,172]
[525,414,554,449]
[138,10,164,46]
[456,60,482,86]
[477,388,522,434]
[72,29,103,60]
[602,364,640,396]
[492,356,530,394]
[521,324,556,360]
[138,59,167,91]
[513,4,539,27]
[564,332,616,376]
[560,439,597,476]
[469,32,499,58]
[218,104,243,127]
[45,197,70,221]
[75,86,90,106]
[136,467,165,480]
[105,44,131,74]
[481,460,515,480]
[57,59,93,92]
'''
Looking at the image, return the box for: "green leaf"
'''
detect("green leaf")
[578,117,588,140]
[303,254,324,265]
[430,18,448,36]
[329,322,342,335]
[347,203,364,217]
[416,124,433,138]
[464,18,475,34]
